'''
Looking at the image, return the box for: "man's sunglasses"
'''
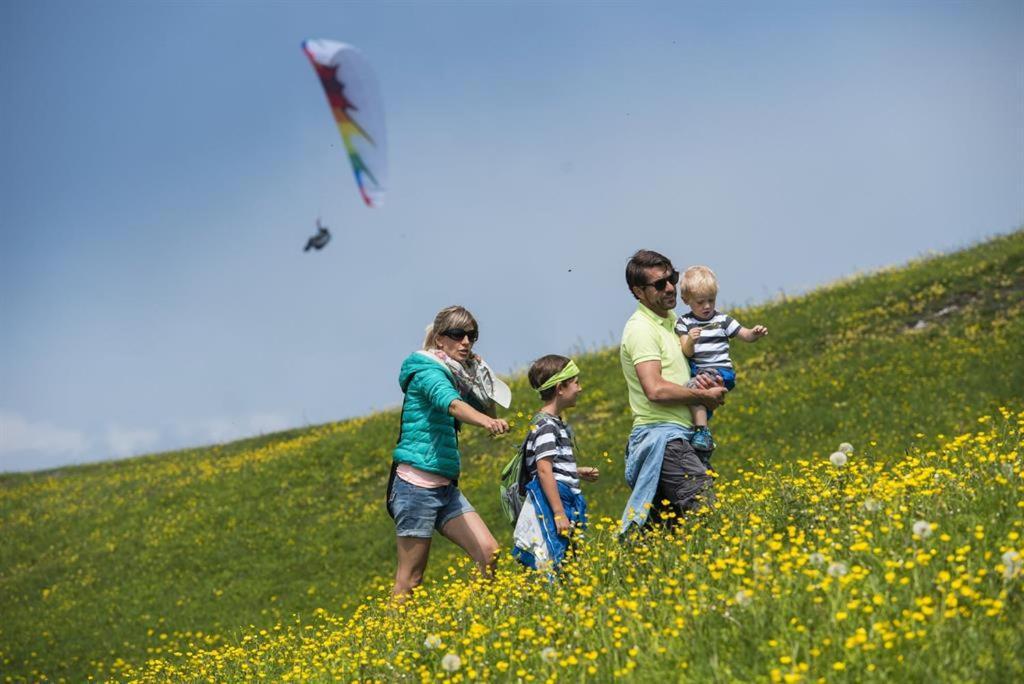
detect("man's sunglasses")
[440,328,479,343]
[645,270,679,291]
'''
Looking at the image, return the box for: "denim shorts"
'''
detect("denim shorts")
[389,477,475,538]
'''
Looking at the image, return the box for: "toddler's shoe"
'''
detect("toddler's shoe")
[691,426,715,452]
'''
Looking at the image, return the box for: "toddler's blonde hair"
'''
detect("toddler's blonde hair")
[680,265,719,303]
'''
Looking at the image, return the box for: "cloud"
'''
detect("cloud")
[0,410,88,455]
[105,424,161,458]
[243,413,292,434]
[0,411,295,472]
[173,413,292,446]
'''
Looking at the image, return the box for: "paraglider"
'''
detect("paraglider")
[302,38,387,208]
[303,218,331,252]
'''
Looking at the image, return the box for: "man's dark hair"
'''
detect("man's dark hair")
[625,249,673,299]
[528,354,572,401]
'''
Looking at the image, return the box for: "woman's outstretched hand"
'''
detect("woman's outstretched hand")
[449,399,509,435]
[483,417,509,436]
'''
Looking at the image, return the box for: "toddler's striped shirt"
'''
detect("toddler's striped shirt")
[675,310,741,370]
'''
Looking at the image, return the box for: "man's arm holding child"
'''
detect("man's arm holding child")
[635,360,727,407]
[736,324,768,342]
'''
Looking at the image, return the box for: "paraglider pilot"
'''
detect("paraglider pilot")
[304,218,331,252]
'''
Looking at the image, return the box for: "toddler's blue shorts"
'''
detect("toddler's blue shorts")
[689,363,737,391]
[688,364,737,420]
[389,477,475,538]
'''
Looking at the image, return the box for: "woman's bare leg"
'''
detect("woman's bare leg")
[441,512,500,577]
[394,536,432,598]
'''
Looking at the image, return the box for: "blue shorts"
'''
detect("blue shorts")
[689,363,737,391]
[388,477,475,538]
[687,365,736,421]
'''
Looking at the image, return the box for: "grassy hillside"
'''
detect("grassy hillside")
[2,231,1022,682]
[123,410,1024,683]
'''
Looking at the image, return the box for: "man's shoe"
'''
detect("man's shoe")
[691,427,715,452]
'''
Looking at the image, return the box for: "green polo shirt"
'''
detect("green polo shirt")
[619,302,693,428]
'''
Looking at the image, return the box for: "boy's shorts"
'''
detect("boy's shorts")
[388,478,475,538]
[687,364,737,391]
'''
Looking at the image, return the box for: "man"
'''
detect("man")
[619,249,727,534]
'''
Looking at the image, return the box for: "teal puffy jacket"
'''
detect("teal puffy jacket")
[393,352,464,479]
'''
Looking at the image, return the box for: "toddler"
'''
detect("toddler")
[675,265,768,451]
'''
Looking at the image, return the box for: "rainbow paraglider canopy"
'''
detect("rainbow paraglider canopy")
[302,38,387,208]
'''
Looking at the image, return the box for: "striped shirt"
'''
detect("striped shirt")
[675,310,742,370]
[524,414,580,494]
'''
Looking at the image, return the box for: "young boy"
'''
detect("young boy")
[675,265,768,452]
[512,355,599,570]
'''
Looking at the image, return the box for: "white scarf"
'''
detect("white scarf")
[417,350,509,409]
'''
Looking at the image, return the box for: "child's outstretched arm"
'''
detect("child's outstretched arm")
[736,325,768,342]
[578,466,600,482]
[535,459,571,535]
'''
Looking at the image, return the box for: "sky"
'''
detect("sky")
[1,1,1021,473]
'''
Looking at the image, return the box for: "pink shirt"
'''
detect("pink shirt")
[396,463,452,488]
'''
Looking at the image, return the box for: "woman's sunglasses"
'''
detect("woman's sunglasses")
[441,328,479,343]
[645,270,680,291]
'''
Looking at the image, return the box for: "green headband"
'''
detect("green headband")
[538,360,580,394]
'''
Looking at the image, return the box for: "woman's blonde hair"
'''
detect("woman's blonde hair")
[680,265,719,303]
[423,305,479,349]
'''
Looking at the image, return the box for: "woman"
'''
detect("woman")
[388,305,510,597]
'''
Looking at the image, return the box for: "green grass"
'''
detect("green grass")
[1,230,1022,682]
[121,411,1022,683]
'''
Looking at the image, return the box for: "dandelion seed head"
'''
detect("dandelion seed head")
[423,634,442,650]
[829,451,848,467]
[827,562,848,578]
[1001,550,1022,579]
[540,647,558,664]
[734,590,751,606]
[808,552,826,566]
[441,653,462,672]
[838,442,854,454]
[912,520,933,538]
[862,498,881,513]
